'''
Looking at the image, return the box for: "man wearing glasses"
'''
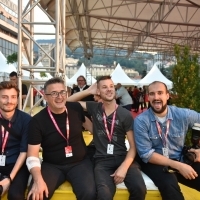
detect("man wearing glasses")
[26,77,96,200]
[71,76,94,102]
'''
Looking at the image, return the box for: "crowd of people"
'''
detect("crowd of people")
[0,74,199,200]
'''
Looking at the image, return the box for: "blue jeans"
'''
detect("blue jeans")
[28,157,96,200]
[94,156,146,200]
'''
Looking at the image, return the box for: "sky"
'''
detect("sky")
[20,0,55,40]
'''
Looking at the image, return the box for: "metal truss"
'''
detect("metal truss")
[18,0,66,113]
[39,0,200,59]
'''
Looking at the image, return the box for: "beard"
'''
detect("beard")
[0,104,16,112]
[150,101,168,114]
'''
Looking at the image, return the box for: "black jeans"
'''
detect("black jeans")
[140,161,200,200]
[0,164,30,200]
[94,156,146,200]
[28,158,96,200]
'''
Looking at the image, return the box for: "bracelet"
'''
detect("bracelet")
[7,175,12,183]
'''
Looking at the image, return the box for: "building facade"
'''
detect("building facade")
[0,0,29,58]
[66,64,139,79]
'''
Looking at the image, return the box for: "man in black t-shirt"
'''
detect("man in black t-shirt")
[0,81,31,199]
[26,77,96,200]
[67,76,146,200]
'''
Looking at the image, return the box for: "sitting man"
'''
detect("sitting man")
[134,81,200,200]
[26,77,96,200]
[67,76,146,200]
[0,81,31,199]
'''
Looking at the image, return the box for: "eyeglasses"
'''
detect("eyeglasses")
[77,79,85,82]
[45,90,67,98]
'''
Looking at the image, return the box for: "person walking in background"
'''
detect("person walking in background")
[136,88,144,113]
[67,76,146,200]
[0,81,31,200]
[134,81,200,200]
[9,71,28,106]
[26,77,96,200]
[115,83,133,111]
[132,86,139,112]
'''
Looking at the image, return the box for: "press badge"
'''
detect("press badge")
[65,146,73,157]
[107,144,114,154]
[162,147,169,158]
[0,155,6,166]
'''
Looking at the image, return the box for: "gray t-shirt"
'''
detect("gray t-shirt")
[86,102,133,157]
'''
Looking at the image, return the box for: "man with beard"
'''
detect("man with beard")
[134,81,200,200]
[67,76,146,200]
[0,81,31,199]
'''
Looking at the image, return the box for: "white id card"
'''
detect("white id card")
[162,147,169,158]
[65,146,73,157]
[0,155,6,166]
[107,144,114,154]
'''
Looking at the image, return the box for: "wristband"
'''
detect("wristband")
[8,175,12,183]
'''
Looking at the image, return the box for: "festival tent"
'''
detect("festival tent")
[138,63,173,89]
[111,63,137,86]
[0,51,17,82]
[67,63,96,85]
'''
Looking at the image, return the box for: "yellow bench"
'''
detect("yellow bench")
[1,132,199,200]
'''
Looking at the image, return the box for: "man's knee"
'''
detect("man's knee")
[96,184,115,200]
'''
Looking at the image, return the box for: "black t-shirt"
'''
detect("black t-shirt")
[28,102,87,165]
[86,102,133,157]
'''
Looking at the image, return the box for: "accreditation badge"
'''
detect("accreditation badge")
[107,144,114,154]
[65,146,73,157]
[0,155,6,166]
[162,147,169,158]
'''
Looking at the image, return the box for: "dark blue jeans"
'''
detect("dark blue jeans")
[28,158,96,200]
[94,156,146,200]
[140,161,199,200]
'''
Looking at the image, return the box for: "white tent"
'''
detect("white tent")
[67,63,96,85]
[111,63,137,86]
[138,63,173,89]
[0,51,17,82]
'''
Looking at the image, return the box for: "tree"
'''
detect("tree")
[40,72,47,78]
[7,52,18,68]
[171,45,200,144]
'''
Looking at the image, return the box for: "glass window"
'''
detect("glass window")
[2,39,5,48]
[0,38,2,46]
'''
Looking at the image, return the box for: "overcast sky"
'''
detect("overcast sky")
[21,0,55,40]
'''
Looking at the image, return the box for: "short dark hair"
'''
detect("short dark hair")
[0,81,20,96]
[97,76,112,84]
[9,71,17,77]
[44,77,64,92]
[148,81,168,93]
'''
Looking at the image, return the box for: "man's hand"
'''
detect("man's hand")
[110,166,127,185]
[177,162,198,180]
[88,83,97,95]
[0,178,11,196]
[27,178,48,200]
[188,148,200,162]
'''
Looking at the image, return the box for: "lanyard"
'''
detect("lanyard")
[156,120,170,147]
[102,105,118,143]
[0,113,10,154]
[47,107,70,145]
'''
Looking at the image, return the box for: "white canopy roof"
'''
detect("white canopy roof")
[138,63,173,89]
[67,63,96,85]
[111,64,137,86]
